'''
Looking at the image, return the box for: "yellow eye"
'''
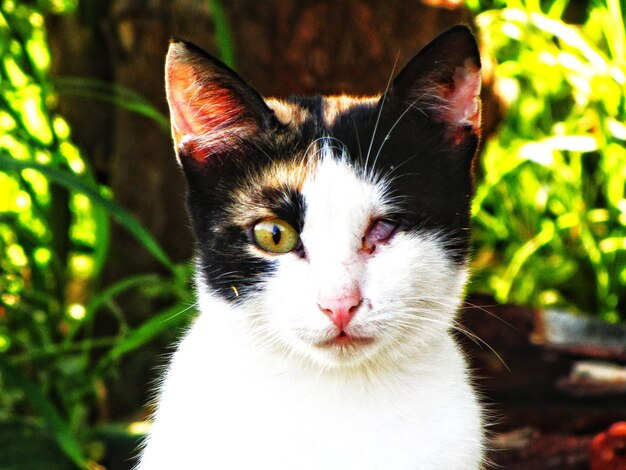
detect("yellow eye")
[253,218,300,254]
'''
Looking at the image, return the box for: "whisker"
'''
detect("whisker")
[370,91,431,173]
[461,301,521,333]
[395,310,510,371]
[364,52,400,175]
[162,301,199,322]
[351,117,364,165]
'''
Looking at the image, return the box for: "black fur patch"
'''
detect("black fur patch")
[330,99,477,264]
[181,128,313,302]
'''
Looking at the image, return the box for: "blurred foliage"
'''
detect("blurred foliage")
[0,0,193,468]
[470,0,626,321]
[0,0,624,467]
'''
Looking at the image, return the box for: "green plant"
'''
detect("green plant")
[469,0,626,321]
[209,0,236,68]
[0,1,193,468]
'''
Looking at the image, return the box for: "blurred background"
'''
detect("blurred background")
[0,0,625,468]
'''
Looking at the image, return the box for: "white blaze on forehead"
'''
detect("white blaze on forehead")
[300,141,386,299]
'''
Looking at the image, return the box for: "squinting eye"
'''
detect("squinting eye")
[253,218,300,254]
[362,219,398,254]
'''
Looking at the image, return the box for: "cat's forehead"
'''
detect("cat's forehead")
[301,146,390,228]
[224,96,384,227]
[265,95,379,131]
[225,137,381,230]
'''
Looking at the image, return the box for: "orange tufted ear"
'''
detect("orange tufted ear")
[165,40,272,163]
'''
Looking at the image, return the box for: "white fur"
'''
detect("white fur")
[137,142,484,469]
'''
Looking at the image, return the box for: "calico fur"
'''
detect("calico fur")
[138,25,485,469]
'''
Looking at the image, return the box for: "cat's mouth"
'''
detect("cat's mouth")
[318,331,374,348]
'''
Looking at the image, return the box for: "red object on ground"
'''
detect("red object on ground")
[591,422,626,470]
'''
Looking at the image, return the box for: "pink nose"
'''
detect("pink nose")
[318,291,362,330]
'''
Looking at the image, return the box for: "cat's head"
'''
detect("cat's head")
[165,26,481,369]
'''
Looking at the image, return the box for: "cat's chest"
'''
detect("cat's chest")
[201,389,440,469]
[159,363,450,469]
[146,314,480,470]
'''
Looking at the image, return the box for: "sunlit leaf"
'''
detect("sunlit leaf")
[3,55,29,87]
[0,155,176,272]
[26,36,50,73]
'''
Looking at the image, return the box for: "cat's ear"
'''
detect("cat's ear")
[165,40,272,163]
[388,25,481,140]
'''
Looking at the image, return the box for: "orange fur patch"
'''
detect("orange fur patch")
[322,95,379,127]
[265,98,311,128]
[226,158,317,227]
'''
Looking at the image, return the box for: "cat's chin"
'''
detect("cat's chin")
[289,333,386,370]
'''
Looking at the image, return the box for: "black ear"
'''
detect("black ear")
[165,40,273,164]
[388,25,482,141]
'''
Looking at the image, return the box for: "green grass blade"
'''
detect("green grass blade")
[605,0,625,61]
[89,199,110,278]
[64,274,165,343]
[547,0,571,18]
[0,154,176,272]
[0,421,77,470]
[88,274,165,315]
[98,301,196,368]
[497,220,556,301]
[54,77,169,131]
[0,360,88,469]
[209,0,236,68]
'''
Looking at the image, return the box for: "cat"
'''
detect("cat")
[137,25,485,470]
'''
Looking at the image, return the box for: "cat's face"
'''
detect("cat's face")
[165,26,481,368]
